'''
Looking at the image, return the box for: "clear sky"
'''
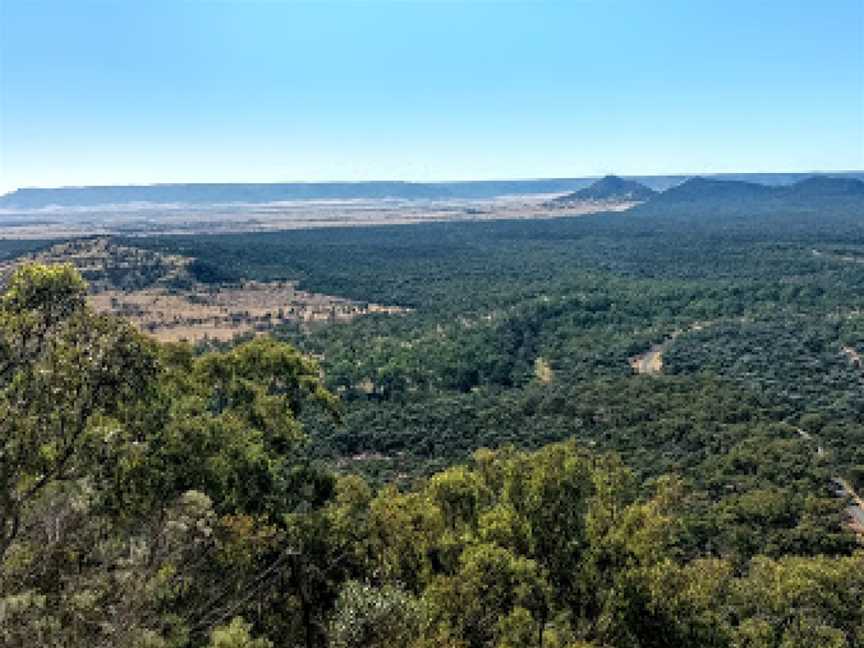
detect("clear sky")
[1,0,862,193]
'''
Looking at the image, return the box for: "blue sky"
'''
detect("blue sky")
[1,0,862,193]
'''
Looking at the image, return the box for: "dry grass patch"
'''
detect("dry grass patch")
[2,237,408,344]
[89,282,407,344]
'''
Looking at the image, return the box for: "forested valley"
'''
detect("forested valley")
[3,180,864,647]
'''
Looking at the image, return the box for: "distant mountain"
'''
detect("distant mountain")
[0,182,453,209]
[650,177,775,203]
[628,175,864,234]
[554,175,657,202]
[651,175,864,205]
[783,175,864,199]
[0,180,624,209]
[2,173,863,210]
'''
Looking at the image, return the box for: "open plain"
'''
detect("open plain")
[0,194,637,240]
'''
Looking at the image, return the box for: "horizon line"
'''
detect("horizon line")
[4,168,864,195]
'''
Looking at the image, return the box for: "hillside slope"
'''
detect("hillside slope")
[554,175,657,202]
[631,175,864,229]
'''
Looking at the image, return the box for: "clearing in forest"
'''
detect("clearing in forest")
[627,322,711,376]
[629,344,666,375]
[0,238,407,344]
[842,346,863,367]
[534,357,554,383]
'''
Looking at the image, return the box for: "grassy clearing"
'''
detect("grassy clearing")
[2,237,407,344]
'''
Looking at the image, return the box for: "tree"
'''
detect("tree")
[208,617,273,648]
[328,580,421,648]
[112,335,338,520]
[0,264,343,648]
[423,543,550,648]
[0,263,158,560]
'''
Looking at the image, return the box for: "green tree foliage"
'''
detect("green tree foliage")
[4,198,864,648]
[113,335,338,519]
[208,617,273,648]
[319,441,864,648]
[0,264,340,647]
[0,263,158,559]
[328,580,421,648]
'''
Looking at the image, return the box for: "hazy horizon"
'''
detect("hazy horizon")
[5,168,864,198]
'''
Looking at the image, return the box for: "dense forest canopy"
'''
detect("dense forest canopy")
[2,183,864,646]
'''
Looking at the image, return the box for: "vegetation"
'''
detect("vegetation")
[3,184,864,646]
[121,188,864,487]
[1,264,861,647]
